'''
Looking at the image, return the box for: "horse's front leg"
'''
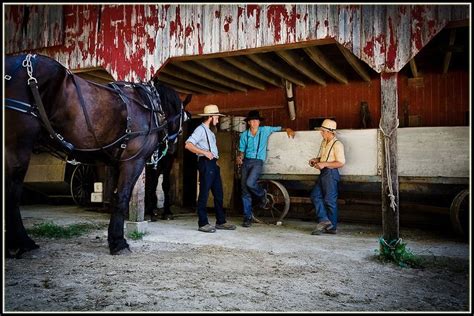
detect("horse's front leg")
[5,129,41,258]
[107,158,147,255]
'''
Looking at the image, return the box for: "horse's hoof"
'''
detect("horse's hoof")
[110,246,131,256]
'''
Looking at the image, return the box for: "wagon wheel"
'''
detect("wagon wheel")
[70,164,96,206]
[450,189,469,238]
[253,180,290,224]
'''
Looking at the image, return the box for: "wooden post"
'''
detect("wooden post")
[129,168,146,222]
[380,72,400,241]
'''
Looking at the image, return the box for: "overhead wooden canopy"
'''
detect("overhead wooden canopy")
[154,24,469,96]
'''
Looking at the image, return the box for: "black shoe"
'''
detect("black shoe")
[242,219,252,227]
[150,210,160,222]
[161,213,174,220]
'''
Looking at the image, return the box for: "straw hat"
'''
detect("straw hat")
[317,119,337,133]
[198,104,225,116]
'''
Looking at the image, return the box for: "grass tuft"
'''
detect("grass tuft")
[127,230,146,240]
[375,237,424,268]
[27,221,103,239]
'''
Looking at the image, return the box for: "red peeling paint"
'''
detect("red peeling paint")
[214,10,220,19]
[375,33,386,54]
[363,39,374,57]
[223,15,233,32]
[267,5,295,43]
[238,6,244,18]
[386,16,397,70]
[185,25,193,37]
[381,72,395,80]
[170,6,182,36]
[411,6,426,51]
[246,4,261,28]
[197,22,203,55]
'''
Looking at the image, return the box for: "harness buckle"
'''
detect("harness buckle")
[121,143,127,149]
[56,134,64,141]
[4,75,11,80]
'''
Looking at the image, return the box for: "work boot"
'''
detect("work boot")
[242,219,252,228]
[215,222,237,230]
[150,209,160,222]
[311,220,333,235]
[198,224,216,233]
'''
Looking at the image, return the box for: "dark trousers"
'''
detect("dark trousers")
[144,154,175,216]
[240,158,265,220]
[310,168,340,229]
[197,157,226,227]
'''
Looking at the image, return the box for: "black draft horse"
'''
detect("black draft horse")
[4,53,191,257]
[144,82,190,220]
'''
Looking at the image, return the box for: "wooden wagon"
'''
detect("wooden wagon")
[255,126,469,236]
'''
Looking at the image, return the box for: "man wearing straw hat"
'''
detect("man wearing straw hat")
[185,104,237,233]
[236,110,295,228]
[308,119,345,235]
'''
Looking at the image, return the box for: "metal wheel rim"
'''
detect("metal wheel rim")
[254,179,290,224]
[70,164,95,206]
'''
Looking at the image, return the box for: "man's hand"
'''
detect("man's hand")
[236,155,243,166]
[286,128,295,138]
[204,151,214,160]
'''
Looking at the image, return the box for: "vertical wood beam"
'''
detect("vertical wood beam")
[443,29,457,74]
[380,72,400,241]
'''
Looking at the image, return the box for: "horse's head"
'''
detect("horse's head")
[152,80,192,154]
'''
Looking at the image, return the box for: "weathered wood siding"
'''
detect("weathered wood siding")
[187,69,469,130]
[4,4,469,80]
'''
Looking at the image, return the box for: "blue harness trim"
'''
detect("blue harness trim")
[5,98,38,117]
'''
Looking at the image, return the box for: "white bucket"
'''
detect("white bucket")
[219,116,232,131]
[232,116,247,132]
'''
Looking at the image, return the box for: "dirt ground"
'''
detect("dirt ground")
[3,204,471,312]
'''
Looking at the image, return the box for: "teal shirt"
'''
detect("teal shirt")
[239,126,282,161]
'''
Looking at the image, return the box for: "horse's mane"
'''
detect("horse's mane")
[154,82,181,115]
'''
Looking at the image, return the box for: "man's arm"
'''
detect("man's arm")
[185,142,214,160]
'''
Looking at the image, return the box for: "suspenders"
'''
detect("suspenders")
[244,129,262,159]
[201,125,211,152]
[317,139,339,162]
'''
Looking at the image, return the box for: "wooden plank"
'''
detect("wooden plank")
[304,46,348,84]
[443,29,456,74]
[223,56,283,87]
[247,53,306,86]
[276,49,326,85]
[194,59,267,90]
[155,73,214,94]
[161,64,233,93]
[337,43,371,82]
[220,5,238,52]
[172,61,248,92]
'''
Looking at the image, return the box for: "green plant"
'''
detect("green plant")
[27,222,101,239]
[375,237,424,268]
[127,230,146,240]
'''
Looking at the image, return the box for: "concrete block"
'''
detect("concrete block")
[126,221,148,234]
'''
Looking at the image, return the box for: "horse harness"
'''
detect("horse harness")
[5,54,176,167]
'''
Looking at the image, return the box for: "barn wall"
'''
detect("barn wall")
[185,69,469,130]
[4,4,469,80]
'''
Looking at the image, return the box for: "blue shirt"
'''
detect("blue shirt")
[186,124,219,159]
[239,126,282,161]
